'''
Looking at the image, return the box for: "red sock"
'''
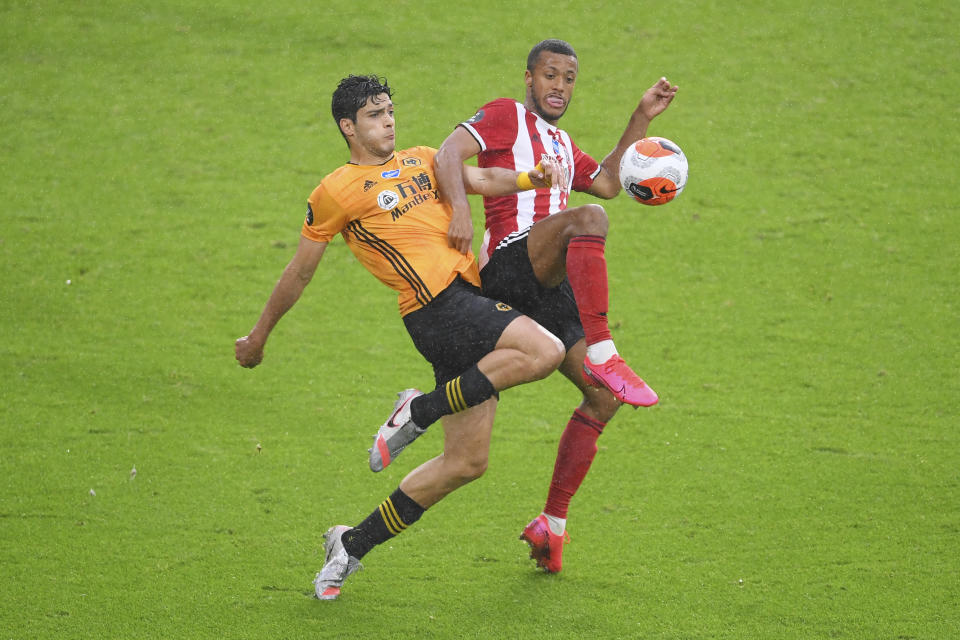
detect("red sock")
[566,235,612,346]
[544,409,606,519]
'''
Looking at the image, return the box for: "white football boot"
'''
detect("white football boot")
[313,525,362,600]
[368,389,425,472]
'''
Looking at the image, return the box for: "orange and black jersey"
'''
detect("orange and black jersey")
[302,146,481,316]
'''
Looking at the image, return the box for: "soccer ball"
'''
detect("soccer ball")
[619,137,688,206]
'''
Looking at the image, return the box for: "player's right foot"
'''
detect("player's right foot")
[313,525,362,600]
[582,355,659,407]
[369,389,425,472]
[520,514,570,574]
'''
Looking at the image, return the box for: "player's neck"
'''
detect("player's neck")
[348,145,395,166]
[349,152,394,166]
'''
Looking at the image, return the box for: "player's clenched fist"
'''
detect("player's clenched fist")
[235,335,264,368]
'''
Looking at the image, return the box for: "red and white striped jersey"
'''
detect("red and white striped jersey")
[458,97,601,267]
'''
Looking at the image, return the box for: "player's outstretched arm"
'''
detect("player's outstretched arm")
[235,236,328,368]
[435,127,483,254]
[462,156,564,196]
[587,76,679,199]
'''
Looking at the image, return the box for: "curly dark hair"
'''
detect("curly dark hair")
[331,75,393,145]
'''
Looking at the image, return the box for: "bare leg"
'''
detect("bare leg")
[331,399,499,582]
[396,316,563,440]
[399,397,497,508]
[475,316,564,391]
[526,204,608,287]
[527,203,658,407]
[558,338,622,421]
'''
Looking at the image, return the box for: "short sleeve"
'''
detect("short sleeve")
[570,139,601,193]
[458,98,519,154]
[301,182,349,243]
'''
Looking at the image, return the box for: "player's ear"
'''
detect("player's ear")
[339,117,355,138]
[524,69,533,90]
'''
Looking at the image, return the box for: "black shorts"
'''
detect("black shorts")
[480,236,584,352]
[403,276,522,385]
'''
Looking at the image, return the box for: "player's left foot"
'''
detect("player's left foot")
[582,355,659,407]
[520,514,570,573]
[369,389,425,472]
[313,525,362,600]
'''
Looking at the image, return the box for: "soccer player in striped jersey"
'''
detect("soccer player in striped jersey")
[434,39,679,573]
[235,75,566,599]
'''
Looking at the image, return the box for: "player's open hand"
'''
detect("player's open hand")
[235,335,264,368]
[638,77,679,121]
[530,155,568,191]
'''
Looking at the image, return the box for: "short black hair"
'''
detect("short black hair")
[526,39,577,71]
[331,75,393,144]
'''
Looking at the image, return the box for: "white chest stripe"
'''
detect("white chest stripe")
[510,103,574,227]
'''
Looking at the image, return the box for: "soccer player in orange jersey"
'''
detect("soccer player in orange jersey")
[434,40,678,573]
[235,75,566,600]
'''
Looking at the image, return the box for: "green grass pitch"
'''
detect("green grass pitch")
[1,1,958,638]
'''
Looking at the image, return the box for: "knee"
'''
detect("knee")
[538,332,566,378]
[441,445,489,486]
[570,204,608,237]
[524,327,565,381]
[450,455,488,484]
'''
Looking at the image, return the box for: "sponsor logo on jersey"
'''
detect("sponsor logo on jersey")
[389,192,436,221]
[363,180,377,192]
[377,189,400,210]
[305,203,314,225]
[381,169,401,179]
[401,157,421,167]
[495,302,512,311]
[466,109,485,124]
[373,170,440,221]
